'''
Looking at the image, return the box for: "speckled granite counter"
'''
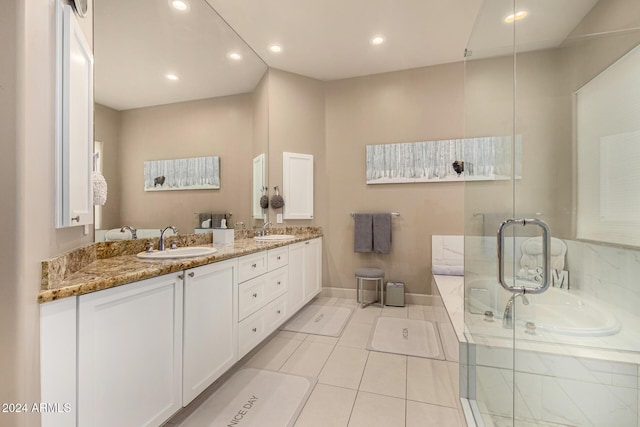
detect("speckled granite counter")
[39,227,322,303]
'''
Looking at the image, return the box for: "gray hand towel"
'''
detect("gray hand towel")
[211,213,226,228]
[354,214,373,253]
[373,213,392,254]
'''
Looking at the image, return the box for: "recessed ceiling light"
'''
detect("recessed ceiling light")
[504,10,528,23]
[169,0,190,12]
[268,44,283,54]
[370,35,386,46]
[166,73,179,81]
[227,52,243,61]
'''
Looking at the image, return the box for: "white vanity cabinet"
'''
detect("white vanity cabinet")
[288,237,323,313]
[182,260,238,406]
[237,247,290,358]
[77,274,183,427]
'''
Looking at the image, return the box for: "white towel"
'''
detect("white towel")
[432,264,464,276]
[92,172,108,206]
[104,228,132,241]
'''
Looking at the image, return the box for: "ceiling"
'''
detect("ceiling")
[94,0,599,111]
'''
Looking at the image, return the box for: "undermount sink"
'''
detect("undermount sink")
[254,234,296,242]
[136,246,218,260]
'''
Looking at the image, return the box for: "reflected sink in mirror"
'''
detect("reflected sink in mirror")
[136,246,218,260]
[254,235,296,242]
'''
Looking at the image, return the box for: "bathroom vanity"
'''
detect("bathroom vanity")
[39,230,322,427]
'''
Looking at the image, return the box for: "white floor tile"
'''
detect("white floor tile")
[406,400,466,427]
[347,391,405,427]
[381,306,408,318]
[277,330,309,340]
[337,322,374,349]
[280,341,335,377]
[319,346,369,390]
[244,337,303,371]
[359,352,407,398]
[350,306,383,324]
[306,334,340,345]
[407,356,458,408]
[312,296,339,306]
[294,384,357,427]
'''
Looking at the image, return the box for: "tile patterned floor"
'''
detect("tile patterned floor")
[167,297,467,427]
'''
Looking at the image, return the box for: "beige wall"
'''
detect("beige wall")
[324,64,465,294]
[94,103,122,229]
[267,69,327,229]
[117,95,254,234]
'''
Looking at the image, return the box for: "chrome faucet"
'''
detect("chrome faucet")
[120,225,137,239]
[158,226,178,251]
[260,221,273,236]
[502,292,529,329]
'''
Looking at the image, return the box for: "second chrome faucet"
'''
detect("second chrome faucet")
[158,226,178,251]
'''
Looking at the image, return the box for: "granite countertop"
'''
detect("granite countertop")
[39,227,322,303]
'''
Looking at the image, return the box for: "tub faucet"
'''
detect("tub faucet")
[120,225,137,239]
[158,226,178,251]
[503,292,529,329]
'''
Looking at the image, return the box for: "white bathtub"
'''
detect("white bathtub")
[467,279,621,337]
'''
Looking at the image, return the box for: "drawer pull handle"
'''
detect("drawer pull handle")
[71,215,80,222]
[305,241,310,245]
[277,256,281,260]
[188,272,195,278]
[252,293,258,298]
[252,327,257,332]
[252,263,257,268]
[277,281,281,285]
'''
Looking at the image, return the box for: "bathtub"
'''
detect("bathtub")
[467,279,621,338]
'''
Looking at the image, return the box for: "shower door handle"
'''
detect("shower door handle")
[497,218,551,295]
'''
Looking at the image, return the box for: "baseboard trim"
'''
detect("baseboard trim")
[320,287,440,306]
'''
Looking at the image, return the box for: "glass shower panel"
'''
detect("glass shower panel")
[465,0,640,426]
[463,0,517,424]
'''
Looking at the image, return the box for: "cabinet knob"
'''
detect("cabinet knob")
[178,274,184,280]
[305,241,310,245]
[277,310,281,314]
[188,272,195,278]
[252,327,257,332]
[277,256,281,260]
[71,215,80,222]
[252,293,258,298]
[252,263,257,268]
[277,281,281,285]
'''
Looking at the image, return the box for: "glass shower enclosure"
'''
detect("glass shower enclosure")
[463,1,640,425]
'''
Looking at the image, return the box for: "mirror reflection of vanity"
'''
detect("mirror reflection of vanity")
[93,0,268,241]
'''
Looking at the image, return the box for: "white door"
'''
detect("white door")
[288,242,305,313]
[183,260,238,405]
[78,274,183,427]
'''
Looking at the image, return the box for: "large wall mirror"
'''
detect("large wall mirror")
[93,0,268,241]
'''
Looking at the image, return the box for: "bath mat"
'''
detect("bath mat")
[177,368,315,427]
[367,317,445,360]
[281,304,353,337]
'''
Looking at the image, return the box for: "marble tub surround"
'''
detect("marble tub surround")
[39,227,322,303]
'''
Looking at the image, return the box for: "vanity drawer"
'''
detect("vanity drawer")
[238,310,266,358]
[267,247,289,271]
[264,267,288,302]
[264,295,287,331]
[238,275,267,321]
[238,252,268,283]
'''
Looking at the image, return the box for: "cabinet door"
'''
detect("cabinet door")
[303,238,323,302]
[283,152,314,219]
[288,242,305,314]
[55,2,94,228]
[78,274,183,427]
[183,260,238,406]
